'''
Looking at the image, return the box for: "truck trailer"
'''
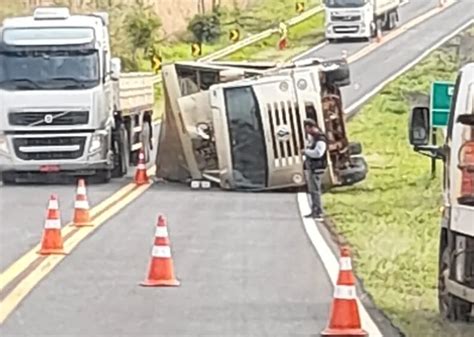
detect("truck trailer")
[324,0,401,42]
[0,7,155,184]
[155,58,368,191]
[408,63,474,321]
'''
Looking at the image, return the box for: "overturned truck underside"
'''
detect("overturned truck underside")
[155,59,368,191]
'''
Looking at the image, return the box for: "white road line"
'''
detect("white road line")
[345,18,474,115]
[297,193,383,336]
[292,0,421,63]
[297,16,474,337]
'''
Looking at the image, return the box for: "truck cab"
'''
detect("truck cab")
[155,58,368,191]
[323,0,400,42]
[408,63,474,321]
[0,7,155,184]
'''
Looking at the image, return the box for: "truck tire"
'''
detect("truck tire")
[339,156,368,186]
[384,10,398,31]
[141,121,152,163]
[323,60,351,87]
[111,125,129,178]
[348,141,363,156]
[1,172,16,185]
[91,169,111,184]
[438,243,472,321]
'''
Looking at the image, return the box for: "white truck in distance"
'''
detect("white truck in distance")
[409,63,474,321]
[324,0,401,42]
[0,7,156,184]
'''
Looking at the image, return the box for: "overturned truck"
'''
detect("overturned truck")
[155,58,368,191]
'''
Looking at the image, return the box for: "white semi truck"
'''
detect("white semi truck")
[408,63,474,320]
[0,7,156,184]
[323,0,401,42]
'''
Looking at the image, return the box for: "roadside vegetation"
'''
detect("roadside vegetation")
[323,28,473,337]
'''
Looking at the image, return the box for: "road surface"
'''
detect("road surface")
[1,0,473,335]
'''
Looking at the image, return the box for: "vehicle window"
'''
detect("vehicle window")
[224,86,267,189]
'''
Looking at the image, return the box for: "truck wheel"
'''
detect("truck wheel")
[438,245,472,321]
[141,121,152,163]
[323,60,351,87]
[339,156,368,186]
[348,142,363,156]
[91,170,111,184]
[1,172,16,185]
[111,125,129,178]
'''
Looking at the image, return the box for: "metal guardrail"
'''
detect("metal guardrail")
[151,5,324,83]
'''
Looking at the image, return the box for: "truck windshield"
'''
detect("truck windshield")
[325,0,367,8]
[0,49,99,90]
[224,86,267,190]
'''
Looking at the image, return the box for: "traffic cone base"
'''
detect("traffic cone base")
[321,328,368,336]
[38,248,67,255]
[140,278,180,287]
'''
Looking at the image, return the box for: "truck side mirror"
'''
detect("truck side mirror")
[408,106,430,146]
[110,58,121,81]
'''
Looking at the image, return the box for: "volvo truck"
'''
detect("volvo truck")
[0,7,155,184]
[324,0,401,42]
[408,63,474,321]
[155,58,368,191]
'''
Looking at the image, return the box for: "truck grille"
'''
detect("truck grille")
[331,15,361,22]
[266,101,304,167]
[333,26,360,34]
[8,110,89,126]
[13,136,86,160]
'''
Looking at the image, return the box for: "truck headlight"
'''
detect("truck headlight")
[89,130,108,153]
[0,133,9,155]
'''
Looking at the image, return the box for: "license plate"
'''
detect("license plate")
[39,165,60,172]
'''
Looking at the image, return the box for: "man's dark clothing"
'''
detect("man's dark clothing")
[303,133,328,217]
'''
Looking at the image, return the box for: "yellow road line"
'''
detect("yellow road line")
[0,165,155,293]
[347,0,457,64]
[0,182,152,324]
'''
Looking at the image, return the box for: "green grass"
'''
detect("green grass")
[322,30,473,337]
[224,10,326,62]
[156,0,323,64]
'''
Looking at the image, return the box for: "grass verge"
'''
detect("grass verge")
[322,29,473,336]
[157,0,323,63]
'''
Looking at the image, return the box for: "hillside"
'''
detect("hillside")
[0,0,257,35]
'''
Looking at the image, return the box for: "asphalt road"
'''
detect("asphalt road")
[0,0,443,272]
[2,0,473,336]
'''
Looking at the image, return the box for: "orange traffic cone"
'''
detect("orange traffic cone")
[375,26,382,43]
[38,194,67,255]
[140,215,180,287]
[134,149,149,185]
[278,37,288,50]
[321,247,367,337]
[73,178,93,227]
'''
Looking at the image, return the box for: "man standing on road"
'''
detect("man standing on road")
[301,118,328,220]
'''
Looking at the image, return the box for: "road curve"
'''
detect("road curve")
[1,0,473,336]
